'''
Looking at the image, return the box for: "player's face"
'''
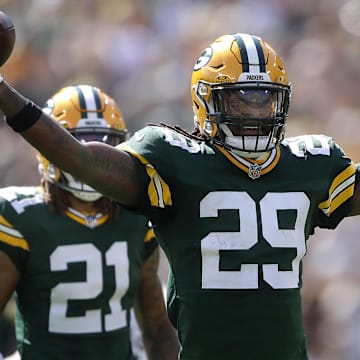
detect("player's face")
[222,90,277,135]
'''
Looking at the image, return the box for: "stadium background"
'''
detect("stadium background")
[1,0,360,359]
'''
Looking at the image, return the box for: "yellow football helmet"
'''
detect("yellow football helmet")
[38,84,128,201]
[191,33,291,155]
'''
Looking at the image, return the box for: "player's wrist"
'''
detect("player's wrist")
[0,78,42,132]
[6,100,43,132]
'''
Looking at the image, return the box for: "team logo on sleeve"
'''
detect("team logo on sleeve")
[193,47,213,71]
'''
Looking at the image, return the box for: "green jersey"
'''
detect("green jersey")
[120,125,358,360]
[0,186,157,360]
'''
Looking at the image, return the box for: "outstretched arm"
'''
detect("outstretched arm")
[135,248,179,360]
[0,79,141,206]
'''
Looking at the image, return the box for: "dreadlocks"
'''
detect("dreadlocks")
[156,123,205,141]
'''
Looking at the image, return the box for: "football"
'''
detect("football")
[0,10,15,66]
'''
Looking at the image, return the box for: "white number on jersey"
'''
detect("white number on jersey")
[163,128,201,153]
[286,135,330,158]
[0,187,43,214]
[201,191,309,289]
[49,242,129,334]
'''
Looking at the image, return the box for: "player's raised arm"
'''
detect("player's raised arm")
[0,79,141,206]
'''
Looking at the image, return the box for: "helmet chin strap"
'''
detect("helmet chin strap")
[220,124,272,159]
[230,148,269,160]
[225,135,271,159]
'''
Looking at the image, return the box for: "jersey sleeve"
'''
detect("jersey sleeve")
[0,195,29,272]
[316,139,357,229]
[117,126,174,218]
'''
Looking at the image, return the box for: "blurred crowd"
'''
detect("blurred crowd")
[1,0,360,359]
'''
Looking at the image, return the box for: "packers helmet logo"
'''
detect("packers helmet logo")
[193,47,213,71]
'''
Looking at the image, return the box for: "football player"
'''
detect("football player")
[0,85,178,360]
[1,33,360,359]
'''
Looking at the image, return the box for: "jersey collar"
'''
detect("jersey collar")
[216,145,280,179]
[65,207,109,228]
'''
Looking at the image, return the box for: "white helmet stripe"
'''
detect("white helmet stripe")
[233,33,266,74]
[241,34,261,73]
[76,85,101,120]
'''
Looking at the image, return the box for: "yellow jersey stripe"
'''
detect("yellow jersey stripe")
[319,164,356,216]
[0,216,29,251]
[216,146,280,176]
[329,163,355,196]
[0,215,14,228]
[261,147,280,175]
[119,144,172,208]
[65,210,109,227]
[0,231,29,251]
[0,216,22,238]
[118,144,149,165]
[216,146,249,172]
[328,184,355,215]
[144,228,155,243]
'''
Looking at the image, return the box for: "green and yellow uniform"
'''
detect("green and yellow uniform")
[0,186,156,360]
[120,125,359,360]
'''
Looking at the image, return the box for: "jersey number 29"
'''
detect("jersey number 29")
[201,191,309,289]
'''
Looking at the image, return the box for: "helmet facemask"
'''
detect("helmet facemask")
[197,81,290,156]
